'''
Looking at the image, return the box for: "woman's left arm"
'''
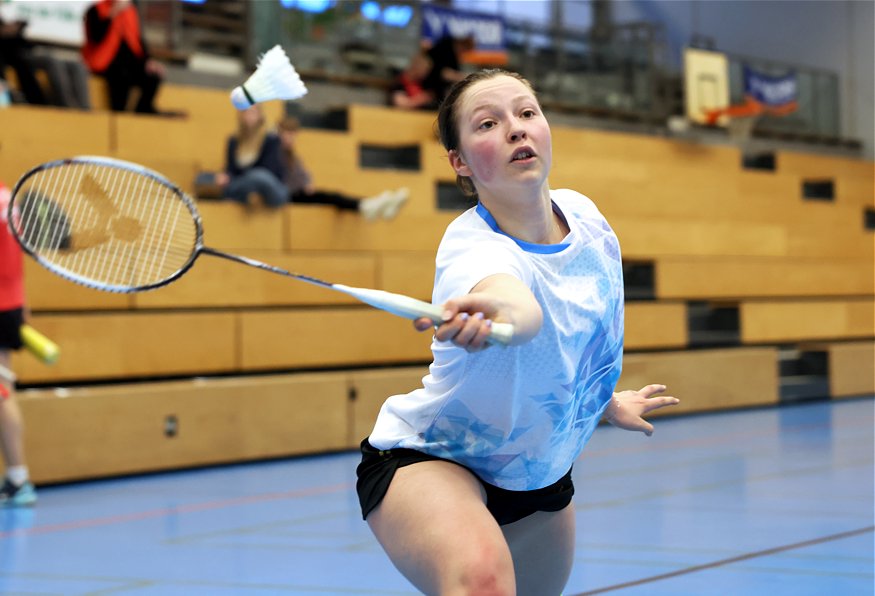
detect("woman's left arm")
[603,384,680,436]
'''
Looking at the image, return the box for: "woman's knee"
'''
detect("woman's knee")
[246,168,287,205]
[452,545,515,596]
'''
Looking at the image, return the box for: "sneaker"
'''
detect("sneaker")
[380,187,409,220]
[359,191,393,221]
[0,479,37,507]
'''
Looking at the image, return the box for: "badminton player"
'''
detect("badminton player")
[0,180,36,507]
[356,70,678,595]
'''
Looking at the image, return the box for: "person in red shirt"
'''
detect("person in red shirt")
[81,0,164,113]
[0,181,36,507]
[388,51,436,111]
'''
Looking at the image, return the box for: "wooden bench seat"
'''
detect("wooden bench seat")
[18,371,351,484]
[618,346,780,415]
[11,311,237,382]
[655,257,874,300]
[803,340,874,398]
[741,298,874,344]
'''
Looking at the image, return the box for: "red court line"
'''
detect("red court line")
[569,525,875,595]
[0,482,354,539]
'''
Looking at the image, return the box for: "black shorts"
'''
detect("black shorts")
[0,308,23,350]
[356,438,574,526]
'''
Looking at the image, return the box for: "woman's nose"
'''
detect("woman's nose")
[509,128,527,142]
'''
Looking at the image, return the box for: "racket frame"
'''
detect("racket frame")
[9,156,204,294]
[9,156,514,345]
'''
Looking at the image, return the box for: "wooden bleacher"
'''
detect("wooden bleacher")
[1,86,872,484]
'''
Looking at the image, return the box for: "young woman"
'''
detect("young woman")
[217,106,408,219]
[356,70,679,595]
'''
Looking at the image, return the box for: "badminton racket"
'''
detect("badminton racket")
[7,157,513,345]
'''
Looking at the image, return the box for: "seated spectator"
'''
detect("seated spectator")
[215,104,287,208]
[277,116,408,219]
[0,16,90,109]
[215,106,407,220]
[29,51,91,109]
[388,51,437,111]
[0,16,47,105]
[81,0,164,113]
[421,34,475,104]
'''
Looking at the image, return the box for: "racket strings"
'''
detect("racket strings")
[14,163,198,290]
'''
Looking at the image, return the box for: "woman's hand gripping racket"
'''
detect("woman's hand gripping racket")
[6,157,514,345]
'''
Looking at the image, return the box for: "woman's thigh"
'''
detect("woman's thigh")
[502,504,576,596]
[367,460,516,595]
[225,168,286,205]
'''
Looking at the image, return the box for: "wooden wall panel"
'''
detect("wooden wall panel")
[0,106,112,161]
[655,258,874,299]
[132,251,377,308]
[12,312,237,382]
[348,104,436,144]
[618,347,780,415]
[286,207,453,252]
[820,341,875,398]
[18,373,349,483]
[240,308,432,369]
[196,201,286,251]
[624,302,688,350]
[347,366,430,445]
[614,217,787,258]
[378,252,436,301]
[741,298,875,343]
[24,259,133,311]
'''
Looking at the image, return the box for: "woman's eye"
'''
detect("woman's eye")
[521,109,535,118]
[479,121,495,130]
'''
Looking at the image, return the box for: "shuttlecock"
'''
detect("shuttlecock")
[230,45,308,110]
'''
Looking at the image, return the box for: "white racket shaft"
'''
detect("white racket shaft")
[335,285,514,346]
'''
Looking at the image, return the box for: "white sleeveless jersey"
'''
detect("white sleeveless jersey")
[368,189,624,490]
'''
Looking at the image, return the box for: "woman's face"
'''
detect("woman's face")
[450,75,551,197]
[279,127,296,149]
[239,105,264,131]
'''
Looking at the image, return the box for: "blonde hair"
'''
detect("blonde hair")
[235,105,267,165]
[277,116,301,169]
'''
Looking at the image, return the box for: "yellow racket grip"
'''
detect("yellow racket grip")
[20,324,60,365]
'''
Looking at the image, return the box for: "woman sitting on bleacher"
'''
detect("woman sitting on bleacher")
[82,0,164,114]
[216,105,407,220]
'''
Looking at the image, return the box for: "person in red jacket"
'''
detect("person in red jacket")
[0,181,36,507]
[82,0,164,113]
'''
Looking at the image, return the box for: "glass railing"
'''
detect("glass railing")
[162,0,843,141]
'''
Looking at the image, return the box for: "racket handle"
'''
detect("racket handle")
[335,285,514,346]
[21,324,60,365]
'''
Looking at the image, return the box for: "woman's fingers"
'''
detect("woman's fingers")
[639,384,667,397]
[642,395,680,414]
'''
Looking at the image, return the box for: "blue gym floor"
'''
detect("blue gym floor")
[1,397,872,595]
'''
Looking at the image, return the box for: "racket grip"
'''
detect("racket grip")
[336,285,514,346]
[20,324,60,365]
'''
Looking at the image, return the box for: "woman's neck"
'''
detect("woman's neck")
[480,186,568,245]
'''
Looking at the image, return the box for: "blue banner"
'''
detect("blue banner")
[744,66,797,108]
[421,4,506,64]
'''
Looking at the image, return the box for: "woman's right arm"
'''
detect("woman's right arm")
[414,273,542,350]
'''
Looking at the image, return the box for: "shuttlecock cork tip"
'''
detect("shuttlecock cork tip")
[230,86,254,110]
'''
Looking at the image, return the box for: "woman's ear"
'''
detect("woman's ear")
[448,149,472,177]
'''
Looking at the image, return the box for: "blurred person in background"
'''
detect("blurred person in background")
[82,0,164,113]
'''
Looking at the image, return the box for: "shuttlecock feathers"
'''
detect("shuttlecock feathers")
[230,45,308,109]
